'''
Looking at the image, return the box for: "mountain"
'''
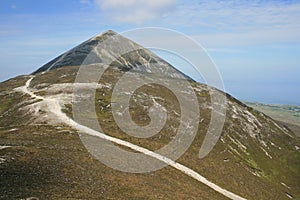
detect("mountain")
[0,30,299,200]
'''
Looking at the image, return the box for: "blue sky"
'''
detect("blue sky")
[0,0,299,105]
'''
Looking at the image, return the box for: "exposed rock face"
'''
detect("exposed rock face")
[34,30,190,80]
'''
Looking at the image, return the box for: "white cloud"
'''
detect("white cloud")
[162,0,300,47]
[95,0,176,24]
[170,1,300,31]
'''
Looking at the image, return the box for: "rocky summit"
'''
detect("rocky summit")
[0,30,299,200]
[34,30,189,80]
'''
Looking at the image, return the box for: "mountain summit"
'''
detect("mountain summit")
[34,30,189,80]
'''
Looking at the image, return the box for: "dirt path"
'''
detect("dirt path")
[19,75,247,200]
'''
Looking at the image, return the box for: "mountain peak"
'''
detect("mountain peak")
[33,30,189,80]
[91,30,118,41]
[102,29,118,35]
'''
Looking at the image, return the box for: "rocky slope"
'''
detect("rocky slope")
[0,31,299,200]
[34,30,189,80]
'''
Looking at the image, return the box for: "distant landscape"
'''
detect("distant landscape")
[245,102,300,137]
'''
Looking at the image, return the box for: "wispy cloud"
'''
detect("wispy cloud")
[163,0,300,46]
[94,0,300,46]
[95,0,176,24]
[170,1,300,30]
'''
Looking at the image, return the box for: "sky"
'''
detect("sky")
[0,0,299,105]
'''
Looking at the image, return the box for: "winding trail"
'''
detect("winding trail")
[21,76,247,200]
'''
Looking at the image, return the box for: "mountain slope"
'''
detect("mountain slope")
[0,31,299,199]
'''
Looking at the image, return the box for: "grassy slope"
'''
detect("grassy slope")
[0,66,299,199]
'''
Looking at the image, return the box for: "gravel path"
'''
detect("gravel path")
[19,75,247,200]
